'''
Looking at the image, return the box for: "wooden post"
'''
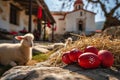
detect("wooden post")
[37,19,41,40]
[28,0,32,32]
[43,22,46,41]
[51,24,54,42]
[43,10,46,41]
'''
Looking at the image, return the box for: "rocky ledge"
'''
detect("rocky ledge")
[1,64,120,80]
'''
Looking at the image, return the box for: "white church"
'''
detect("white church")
[51,0,96,35]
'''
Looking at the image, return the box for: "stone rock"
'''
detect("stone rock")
[32,45,50,54]
[47,43,65,50]
[35,61,52,67]
[0,66,91,80]
[32,43,65,54]
[64,64,120,80]
[1,64,120,80]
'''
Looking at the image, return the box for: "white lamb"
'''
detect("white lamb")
[0,33,34,66]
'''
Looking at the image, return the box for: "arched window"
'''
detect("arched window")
[79,5,81,9]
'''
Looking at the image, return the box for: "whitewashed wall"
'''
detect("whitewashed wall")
[85,12,96,31]
[52,15,66,34]
[65,10,96,33]
[0,1,36,32]
[65,10,86,32]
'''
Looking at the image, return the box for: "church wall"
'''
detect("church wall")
[85,12,96,31]
[51,0,96,35]
[66,13,76,32]
[66,10,86,32]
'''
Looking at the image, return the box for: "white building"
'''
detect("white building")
[0,1,36,32]
[0,0,55,41]
[52,0,96,35]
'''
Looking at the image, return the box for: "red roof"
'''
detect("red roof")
[74,0,83,5]
[95,30,102,33]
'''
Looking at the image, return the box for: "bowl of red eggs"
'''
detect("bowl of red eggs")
[62,46,114,69]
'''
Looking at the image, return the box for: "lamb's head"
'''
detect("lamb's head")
[15,33,34,47]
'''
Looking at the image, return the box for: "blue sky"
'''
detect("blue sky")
[45,0,106,22]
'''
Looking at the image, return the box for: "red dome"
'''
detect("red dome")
[74,0,83,5]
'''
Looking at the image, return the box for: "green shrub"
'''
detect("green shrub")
[32,53,50,62]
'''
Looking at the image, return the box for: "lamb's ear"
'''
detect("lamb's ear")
[15,36,24,40]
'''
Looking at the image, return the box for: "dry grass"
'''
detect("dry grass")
[47,34,120,68]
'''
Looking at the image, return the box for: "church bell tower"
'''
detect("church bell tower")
[74,0,84,10]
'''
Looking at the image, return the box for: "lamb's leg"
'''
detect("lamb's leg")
[9,61,17,67]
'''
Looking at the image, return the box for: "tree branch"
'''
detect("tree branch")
[116,0,119,5]
[116,11,120,19]
[87,0,107,15]
[109,3,120,16]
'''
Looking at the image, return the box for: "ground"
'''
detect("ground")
[0,35,120,80]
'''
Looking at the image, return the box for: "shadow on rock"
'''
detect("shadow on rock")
[63,63,120,80]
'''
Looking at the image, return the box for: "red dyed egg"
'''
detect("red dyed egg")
[68,48,83,62]
[62,52,73,64]
[98,50,114,67]
[78,52,101,69]
[84,46,98,55]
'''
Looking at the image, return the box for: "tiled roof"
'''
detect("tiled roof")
[74,0,83,5]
